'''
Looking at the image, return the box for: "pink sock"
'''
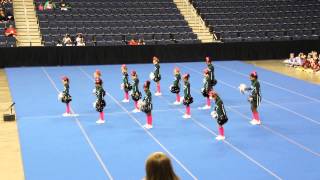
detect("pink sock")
[186,105,191,115]
[219,127,224,136]
[66,103,70,113]
[157,83,161,93]
[207,97,211,106]
[176,94,180,102]
[100,111,104,120]
[253,112,260,121]
[125,92,129,100]
[147,114,152,125]
[134,101,138,109]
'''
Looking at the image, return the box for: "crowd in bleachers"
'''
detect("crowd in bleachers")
[284,51,320,73]
[0,0,16,47]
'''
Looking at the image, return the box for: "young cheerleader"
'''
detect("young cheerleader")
[170,67,182,105]
[239,71,262,125]
[182,74,193,119]
[121,64,132,103]
[200,68,212,110]
[94,78,106,124]
[150,56,162,96]
[59,76,73,116]
[131,70,142,113]
[140,80,153,129]
[209,91,228,140]
[205,56,217,87]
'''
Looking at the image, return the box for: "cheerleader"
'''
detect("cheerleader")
[205,56,217,88]
[94,78,106,124]
[182,74,193,119]
[131,70,142,113]
[140,81,153,129]
[60,76,72,116]
[170,67,182,105]
[121,64,132,103]
[209,91,228,140]
[150,56,162,96]
[239,71,262,125]
[199,68,212,110]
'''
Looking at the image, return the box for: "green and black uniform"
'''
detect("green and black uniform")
[62,83,72,103]
[207,63,217,86]
[214,96,228,126]
[141,89,152,114]
[246,79,261,109]
[122,72,132,92]
[170,73,181,93]
[95,85,106,112]
[153,63,161,82]
[183,81,193,105]
[201,76,212,97]
[131,78,141,101]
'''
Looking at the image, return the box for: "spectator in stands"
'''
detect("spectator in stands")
[38,3,44,11]
[128,39,138,45]
[44,0,56,10]
[56,40,63,46]
[283,53,295,66]
[4,24,16,37]
[59,0,71,11]
[76,33,85,46]
[138,39,145,45]
[92,35,97,46]
[144,152,179,180]
[0,9,7,22]
[62,33,73,46]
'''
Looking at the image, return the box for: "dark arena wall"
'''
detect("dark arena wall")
[1,40,319,67]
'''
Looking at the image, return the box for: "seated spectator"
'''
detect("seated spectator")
[62,33,73,46]
[128,39,138,45]
[56,40,63,46]
[138,39,145,45]
[144,152,179,180]
[283,53,295,66]
[59,0,71,11]
[4,25,17,37]
[76,33,85,46]
[44,0,56,10]
[38,3,44,11]
[0,9,7,22]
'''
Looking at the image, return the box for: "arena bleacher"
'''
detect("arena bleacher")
[0,0,16,47]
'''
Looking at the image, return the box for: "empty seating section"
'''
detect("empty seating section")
[36,0,200,46]
[0,2,16,47]
[192,0,320,42]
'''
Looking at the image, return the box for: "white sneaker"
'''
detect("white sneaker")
[122,99,129,103]
[143,124,153,129]
[132,108,141,113]
[198,105,211,110]
[216,135,225,140]
[62,112,72,117]
[96,119,105,124]
[182,114,191,119]
[155,92,162,96]
[173,100,182,105]
[250,119,261,125]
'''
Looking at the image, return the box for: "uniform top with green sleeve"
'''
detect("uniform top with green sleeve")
[132,78,140,94]
[173,73,181,87]
[247,79,261,99]
[154,64,160,78]
[203,76,211,92]
[63,83,70,96]
[214,96,227,119]
[183,81,191,98]
[207,63,215,81]
[95,86,105,101]
[122,72,129,85]
[143,89,152,106]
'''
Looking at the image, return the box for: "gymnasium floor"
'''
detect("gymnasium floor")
[4,61,320,180]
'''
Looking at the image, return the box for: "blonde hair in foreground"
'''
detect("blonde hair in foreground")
[145,152,179,180]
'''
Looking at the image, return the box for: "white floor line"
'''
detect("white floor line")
[42,67,114,180]
[78,67,198,180]
[215,63,320,103]
[158,91,283,180]
[178,63,320,126]
[178,63,320,158]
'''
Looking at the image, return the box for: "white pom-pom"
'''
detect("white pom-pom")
[211,111,218,118]
[92,88,96,94]
[239,83,247,94]
[137,100,145,109]
[93,100,97,108]
[169,85,173,90]
[203,78,206,84]
[58,92,63,100]
[149,72,155,80]
[120,83,124,90]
